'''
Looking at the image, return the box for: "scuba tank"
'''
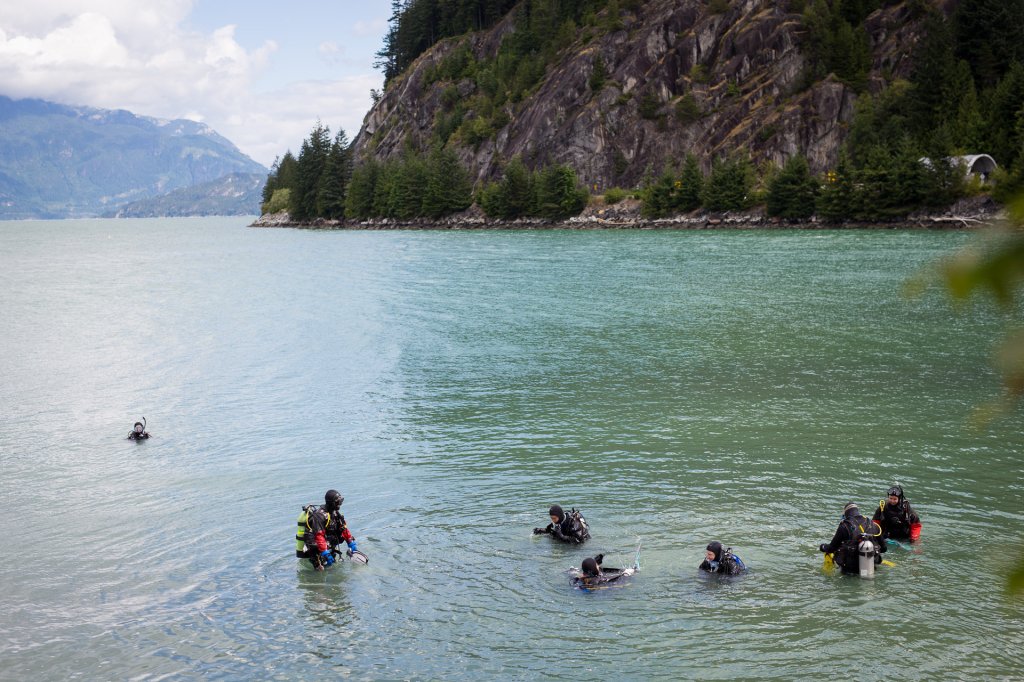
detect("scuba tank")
[857,537,876,578]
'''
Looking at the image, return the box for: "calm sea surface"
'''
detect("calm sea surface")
[1,218,1022,680]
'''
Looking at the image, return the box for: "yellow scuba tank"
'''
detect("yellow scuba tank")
[296,505,313,556]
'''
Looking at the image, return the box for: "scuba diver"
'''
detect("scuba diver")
[296,489,361,571]
[572,553,636,588]
[819,502,886,576]
[872,485,921,542]
[533,505,591,544]
[699,541,746,575]
[126,418,150,440]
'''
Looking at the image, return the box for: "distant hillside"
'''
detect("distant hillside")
[0,96,267,219]
[104,173,266,218]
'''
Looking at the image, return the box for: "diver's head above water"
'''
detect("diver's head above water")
[706,541,723,562]
[325,489,344,513]
[133,422,144,434]
[581,557,600,577]
[549,504,564,524]
[843,502,860,518]
[887,485,904,505]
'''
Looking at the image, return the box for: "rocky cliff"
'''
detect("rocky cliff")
[352,0,940,189]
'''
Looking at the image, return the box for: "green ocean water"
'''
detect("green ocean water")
[0,218,1021,680]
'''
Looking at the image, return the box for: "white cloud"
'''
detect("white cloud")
[352,18,386,38]
[226,76,380,166]
[0,1,380,166]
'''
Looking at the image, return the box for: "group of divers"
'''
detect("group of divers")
[127,419,922,585]
[293,489,922,587]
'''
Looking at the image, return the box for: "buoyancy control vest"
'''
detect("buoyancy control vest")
[839,515,883,566]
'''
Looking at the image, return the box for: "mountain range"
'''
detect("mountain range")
[0,96,266,219]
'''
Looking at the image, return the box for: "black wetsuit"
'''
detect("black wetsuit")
[573,567,630,588]
[699,551,744,575]
[822,513,886,574]
[299,505,353,568]
[127,431,150,440]
[872,498,920,541]
[535,511,590,544]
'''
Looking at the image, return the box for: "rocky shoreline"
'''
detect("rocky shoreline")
[250,196,1005,231]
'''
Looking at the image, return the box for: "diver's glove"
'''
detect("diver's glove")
[819,543,828,552]
[347,541,358,553]
[320,550,335,567]
[623,567,635,576]
[532,528,545,535]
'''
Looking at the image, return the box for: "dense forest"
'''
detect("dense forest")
[263,0,1024,222]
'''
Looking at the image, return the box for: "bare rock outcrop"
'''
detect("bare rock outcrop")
[352,0,933,189]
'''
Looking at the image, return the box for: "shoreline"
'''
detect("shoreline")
[250,197,1005,231]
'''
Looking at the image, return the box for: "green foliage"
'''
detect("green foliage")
[479,156,588,219]
[638,91,662,120]
[536,165,589,218]
[603,187,628,204]
[708,0,730,15]
[345,159,380,219]
[702,155,755,211]
[639,155,704,216]
[262,188,291,215]
[422,146,474,217]
[589,55,608,92]
[953,0,1024,87]
[641,171,677,218]
[317,129,352,219]
[800,0,872,91]
[675,94,702,124]
[290,120,331,221]
[676,154,704,212]
[262,151,297,207]
[766,155,819,219]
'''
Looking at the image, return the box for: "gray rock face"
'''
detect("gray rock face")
[351,0,930,188]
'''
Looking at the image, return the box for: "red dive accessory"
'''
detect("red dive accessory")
[909,522,922,541]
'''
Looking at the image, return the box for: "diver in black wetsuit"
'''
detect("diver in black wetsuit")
[533,505,590,544]
[699,541,746,575]
[872,485,921,541]
[819,502,886,574]
[572,554,635,588]
[127,421,150,440]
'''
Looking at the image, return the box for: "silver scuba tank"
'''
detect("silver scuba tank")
[857,538,876,578]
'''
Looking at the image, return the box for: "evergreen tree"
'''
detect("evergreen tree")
[817,156,855,222]
[395,155,429,218]
[535,164,588,218]
[641,171,676,218]
[908,14,958,139]
[702,156,754,211]
[290,121,331,220]
[954,0,1024,87]
[317,129,352,219]
[675,154,703,212]
[345,159,380,219]
[423,146,473,217]
[766,155,819,219]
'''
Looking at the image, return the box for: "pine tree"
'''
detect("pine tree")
[817,156,855,222]
[423,146,473,217]
[766,155,819,219]
[317,129,352,219]
[345,159,380,219]
[674,154,704,212]
[641,171,675,218]
[702,156,754,211]
[290,121,331,220]
[536,164,588,218]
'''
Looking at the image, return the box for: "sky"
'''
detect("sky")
[0,1,392,167]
